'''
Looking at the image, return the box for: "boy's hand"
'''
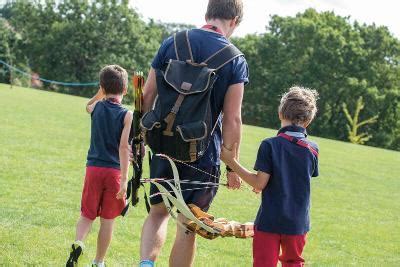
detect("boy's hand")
[116,178,128,199]
[221,143,238,164]
[97,87,105,98]
[227,172,242,190]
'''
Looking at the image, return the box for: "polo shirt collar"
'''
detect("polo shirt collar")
[277,125,308,138]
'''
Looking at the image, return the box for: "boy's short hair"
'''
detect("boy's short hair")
[99,65,128,95]
[279,86,319,125]
[205,0,243,24]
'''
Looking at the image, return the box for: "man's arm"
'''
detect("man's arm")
[222,82,244,152]
[142,68,158,113]
[221,143,270,191]
[86,88,105,114]
[222,82,245,189]
[116,111,133,199]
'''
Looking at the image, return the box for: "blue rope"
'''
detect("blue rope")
[0,59,98,87]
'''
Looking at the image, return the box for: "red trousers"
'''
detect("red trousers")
[253,229,307,267]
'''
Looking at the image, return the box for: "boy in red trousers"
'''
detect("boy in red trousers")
[222,86,319,267]
[66,65,133,267]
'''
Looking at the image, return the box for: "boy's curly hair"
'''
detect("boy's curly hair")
[99,65,128,95]
[278,86,319,125]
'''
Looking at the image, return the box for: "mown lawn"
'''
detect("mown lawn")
[0,84,399,266]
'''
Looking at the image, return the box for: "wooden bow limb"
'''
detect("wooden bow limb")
[149,154,221,234]
[150,180,220,234]
[150,180,189,232]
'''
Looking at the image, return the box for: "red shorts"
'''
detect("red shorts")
[253,229,307,267]
[81,166,126,220]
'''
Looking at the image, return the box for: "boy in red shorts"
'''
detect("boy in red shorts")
[221,86,319,267]
[66,65,133,267]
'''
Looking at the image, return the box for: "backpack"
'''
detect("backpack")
[141,30,243,162]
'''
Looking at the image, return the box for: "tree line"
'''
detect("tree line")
[1,1,399,150]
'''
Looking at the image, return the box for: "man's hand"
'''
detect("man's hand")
[227,171,242,190]
[116,178,128,199]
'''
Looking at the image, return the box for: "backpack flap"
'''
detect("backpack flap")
[177,121,208,162]
[141,111,163,153]
[164,60,216,95]
[176,121,208,142]
[141,111,161,131]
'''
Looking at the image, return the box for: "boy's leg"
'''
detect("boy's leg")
[169,213,196,267]
[95,167,125,263]
[140,203,170,262]
[75,215,94,241]
[67,216,93,267]
[94,218,115,262]
[253,229,280,267]
[279,233,307,267]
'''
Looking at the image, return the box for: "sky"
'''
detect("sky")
[131,0,400,38]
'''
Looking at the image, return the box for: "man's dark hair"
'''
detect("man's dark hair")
[205,0,243,24]
[99,65,128,95]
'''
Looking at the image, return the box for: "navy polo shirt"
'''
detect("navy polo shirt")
[86,100,128,169]
[151,28,249,167]
[254,125,319,235]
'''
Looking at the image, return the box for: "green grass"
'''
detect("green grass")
[0,83,399,266]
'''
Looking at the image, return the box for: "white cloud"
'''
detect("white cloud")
[131,0,400,38]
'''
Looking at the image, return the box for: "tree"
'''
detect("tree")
[235,8,400,150]
[342,96,378,144]
[1,0,162,98]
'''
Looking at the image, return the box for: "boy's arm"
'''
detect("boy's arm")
[116,111,133,199]
[86,88,105,114]
[221,143,270,191]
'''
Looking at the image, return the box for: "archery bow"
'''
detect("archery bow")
[149,154,222,234]
[122,71,149,215]
[146,154,254,239]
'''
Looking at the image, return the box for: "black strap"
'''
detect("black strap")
[204,44,243,70]
[174,30,193,62]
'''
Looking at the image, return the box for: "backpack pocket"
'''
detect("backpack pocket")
[175,121,209,161]
[141,111,162,153]
[176,121,207,141]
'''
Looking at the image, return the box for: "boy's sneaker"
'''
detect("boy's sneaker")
[92,261,106,267]
[66,241,84,267]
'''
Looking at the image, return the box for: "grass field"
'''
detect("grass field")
[0,83,399,266]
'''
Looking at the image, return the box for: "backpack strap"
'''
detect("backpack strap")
[278,133,319,157]
[203,44,243,70]
[174,30,194,62]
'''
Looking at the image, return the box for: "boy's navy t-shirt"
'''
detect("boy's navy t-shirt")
[86,100,128,169]
[151,28,249,167]
[254,125,319,235]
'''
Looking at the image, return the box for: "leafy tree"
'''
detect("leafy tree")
[235,8,400,150]
[0,17,30,86]
[1,0,162,98]
[342,96,378,144]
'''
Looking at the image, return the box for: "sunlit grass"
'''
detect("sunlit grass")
[0,84,399,266]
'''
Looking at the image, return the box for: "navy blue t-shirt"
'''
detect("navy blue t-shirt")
[86,100,128,169]
[254,125,319,235]
[151,28,249,167]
